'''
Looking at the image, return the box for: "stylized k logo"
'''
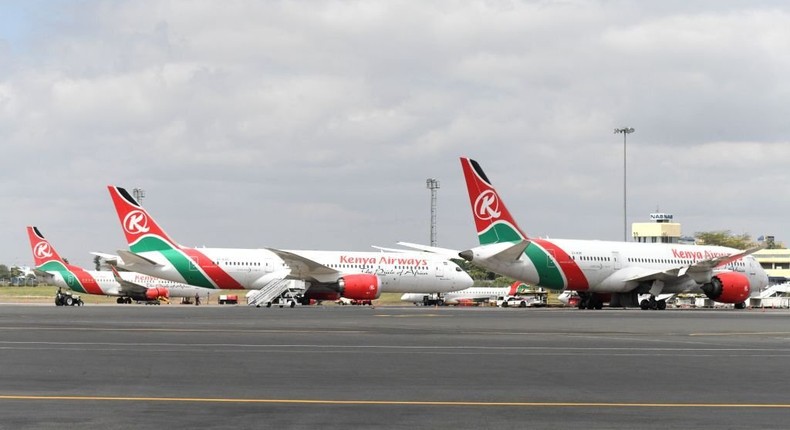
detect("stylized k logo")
[123,210,150,235]
[34,242,52,259]
[474,190,501,221]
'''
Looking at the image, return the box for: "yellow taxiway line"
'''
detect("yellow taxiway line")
[2,395,790,408]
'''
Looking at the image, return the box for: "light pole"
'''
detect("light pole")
[614,127,634,242]
[426,178,440,246]
[132,188,146,206]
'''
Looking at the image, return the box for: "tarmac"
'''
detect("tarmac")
[2,304,790,429]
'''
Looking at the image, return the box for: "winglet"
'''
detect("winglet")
[460,157,527,245]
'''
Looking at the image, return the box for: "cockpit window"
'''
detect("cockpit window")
[455,267,462,272]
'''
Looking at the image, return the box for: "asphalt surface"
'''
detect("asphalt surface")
[2,304,790,429]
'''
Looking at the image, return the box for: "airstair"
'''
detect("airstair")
[750,283,790,308]
[756,283,790,299]
[246,279,304,307]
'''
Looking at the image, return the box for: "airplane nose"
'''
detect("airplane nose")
[459,271,473,289]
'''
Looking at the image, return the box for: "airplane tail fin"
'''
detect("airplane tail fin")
[460,157,527,245]
[26,226,67,268]
[107,186,180,253]
[508,282,527,296]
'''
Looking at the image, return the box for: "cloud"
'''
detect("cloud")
[2,0,790,267]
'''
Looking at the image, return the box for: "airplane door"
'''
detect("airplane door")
[547,250,557,269]
[189,256,201,271]
[612,251,622,270]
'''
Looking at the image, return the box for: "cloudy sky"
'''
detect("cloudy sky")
[2,0,790,268]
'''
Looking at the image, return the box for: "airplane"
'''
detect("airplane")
[27,226,208,304]
[400,157,769,310]
[105,186,473,303]
[401,282,525,306]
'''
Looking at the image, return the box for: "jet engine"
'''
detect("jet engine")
[701,272,750,304]
[338,274,381,300]
[145,287,170,301]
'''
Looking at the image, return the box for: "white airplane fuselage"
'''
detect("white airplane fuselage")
[401,286,512,305]
[48,269,207,298]
[120,247,473,293]
[464,238,768,295]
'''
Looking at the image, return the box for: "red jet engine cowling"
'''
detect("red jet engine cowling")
[145,287,170,300]
[702,272,751,304]
[339,274,381,300]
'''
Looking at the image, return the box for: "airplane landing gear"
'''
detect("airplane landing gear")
[577,293,604,310]
[640,296,667,310]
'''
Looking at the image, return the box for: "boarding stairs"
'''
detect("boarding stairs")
[247,279,306,306]
[749,283,790,308]
[246,279,296,306]
[756,283,790,299]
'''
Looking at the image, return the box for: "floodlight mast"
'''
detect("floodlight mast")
[426,178,440,246]
[132,188,146,206]
[614,127,635,242]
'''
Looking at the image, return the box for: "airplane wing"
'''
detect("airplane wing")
[265,248,340,284]
[109,265,148,296]
[396,242,462,259]
[680,244,766,275]
[371,245,414,253]
[609,245,767,288]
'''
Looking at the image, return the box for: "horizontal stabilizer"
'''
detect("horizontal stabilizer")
[489,240,530,262]
[116,249,161,268]
[33,269,54,279]
[90,252,121,265]
[458,240,530,264]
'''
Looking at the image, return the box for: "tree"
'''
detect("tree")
[93,255,102,271]
[456,260,497,282]
[694,230,756,249]
[0,264,9,280]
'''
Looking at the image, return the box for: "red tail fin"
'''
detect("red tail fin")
[460,157,526,244]
[26,226,66,267]
[107,186,179,251]
[508,282,526,296]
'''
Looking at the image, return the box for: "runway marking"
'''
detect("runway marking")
[0,327,364,334]
[1,394,790,409]
[0,341,790,357]
[690,332,790,336]
[4,326,786,337]
[374,314,448,318]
